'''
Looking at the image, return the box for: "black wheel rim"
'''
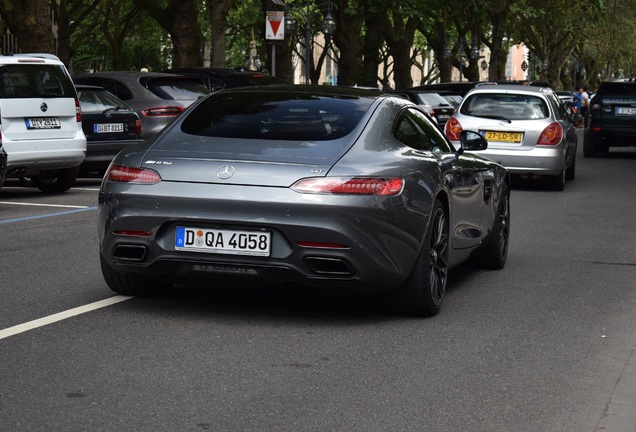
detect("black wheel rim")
[429,207,449,305]
[497,194,510,258]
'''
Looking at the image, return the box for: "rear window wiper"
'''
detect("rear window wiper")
[102,106,123,114]
[470,114,512,123]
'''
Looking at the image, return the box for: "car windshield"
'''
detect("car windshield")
[460,93,549,120]
[0,64,76,98]
[77,89,129,113]
[180,92,373,141]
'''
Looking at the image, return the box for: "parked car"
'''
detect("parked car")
[163,67,288,92]
[556,90,574,105]
[97,86,510,317]
[74,84,144,176]
[73,71,210,138]
[0,53,86,193]
[445,84,578,191]
[584,79,636,157]
[389,90,455,129]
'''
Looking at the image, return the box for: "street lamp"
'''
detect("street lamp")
[284,0,336,84]
[443,36,480,82]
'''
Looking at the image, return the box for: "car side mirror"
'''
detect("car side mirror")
[460,130,488,151]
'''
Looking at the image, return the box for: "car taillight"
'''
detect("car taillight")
[75,98,82,122]
[537,121,563,146]
[445,117,463,141]
[134,119,142,135]
[291,177,403,195]
[105,165,162,184]
[141,106,184,117]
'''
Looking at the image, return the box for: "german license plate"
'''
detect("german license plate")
[95,123,124,133]
[616,107,636,115]
[175,226,271,256]
[484,131,522,143]
[25,117,60,129]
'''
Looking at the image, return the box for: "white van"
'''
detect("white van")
[0,53,86,192]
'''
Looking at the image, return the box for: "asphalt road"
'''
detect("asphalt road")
[1,138,636,432]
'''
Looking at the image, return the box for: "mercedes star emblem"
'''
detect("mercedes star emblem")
[217,165,235,179]
[40,102,48,112]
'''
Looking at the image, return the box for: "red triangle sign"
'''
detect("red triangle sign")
[270,19,281,37]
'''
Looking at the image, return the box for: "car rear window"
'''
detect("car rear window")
[597,82,636,97]
[146,78,210,101]
[0,64,76,98]
[414,92,452,107]
[460,93,549,120]
[77,89,129,113]
[180,92,373,141]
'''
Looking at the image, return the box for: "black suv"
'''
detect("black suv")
[584,79,636,157]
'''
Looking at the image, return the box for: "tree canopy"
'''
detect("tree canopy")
[0,0,634,90]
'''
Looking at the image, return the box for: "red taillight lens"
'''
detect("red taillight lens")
[113,230,153,237]
[537,121,563,145]
[134,119,142,135]
[105,165,161,184]
[445,117,463,141]
[296,241,349,249]
[141,106,184,117]
[291,177,403,195]
[75,98,82,122]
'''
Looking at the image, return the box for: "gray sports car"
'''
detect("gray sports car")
[97,86,510,317]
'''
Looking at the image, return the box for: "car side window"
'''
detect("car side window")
[394,112,428,150]
[114,80,133,100]
[405,108,454,153]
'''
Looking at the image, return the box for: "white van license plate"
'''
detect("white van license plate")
[25,117,61,129]
[175,226,271,256]
[95,123,124,133]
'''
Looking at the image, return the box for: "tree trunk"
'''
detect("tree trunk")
[133,0,202,68]
[0,0,54,53]
[206,0,238,68]
[331,0,363,87]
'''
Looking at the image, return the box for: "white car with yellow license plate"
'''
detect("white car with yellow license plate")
[444,84,578,190]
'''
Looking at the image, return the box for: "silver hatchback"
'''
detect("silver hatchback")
[445,85,578,190]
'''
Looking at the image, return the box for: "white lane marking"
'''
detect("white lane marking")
[0,201,90,209]
[73,187,100,191]
[0,295,133,340]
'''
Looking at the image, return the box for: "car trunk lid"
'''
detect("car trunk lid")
[139,136,350,187]
[1,98,79,141]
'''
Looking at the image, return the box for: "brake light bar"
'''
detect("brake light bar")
[141,106,184,117]
[291,177,403,195]
[105,165,162,184]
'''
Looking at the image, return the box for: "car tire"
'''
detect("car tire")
[395,200,449,317]
[546,169,565,191]
[482,183,510,270]
[565,154,576,181]
[32,167,79,193]
[100,254,173,296]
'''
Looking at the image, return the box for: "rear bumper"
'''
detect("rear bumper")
[4,136,86,172]
[471,146,566,176]
[585,127,636,147]
[84,139,144,163]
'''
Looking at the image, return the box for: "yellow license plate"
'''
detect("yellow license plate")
[484,131,522,143]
